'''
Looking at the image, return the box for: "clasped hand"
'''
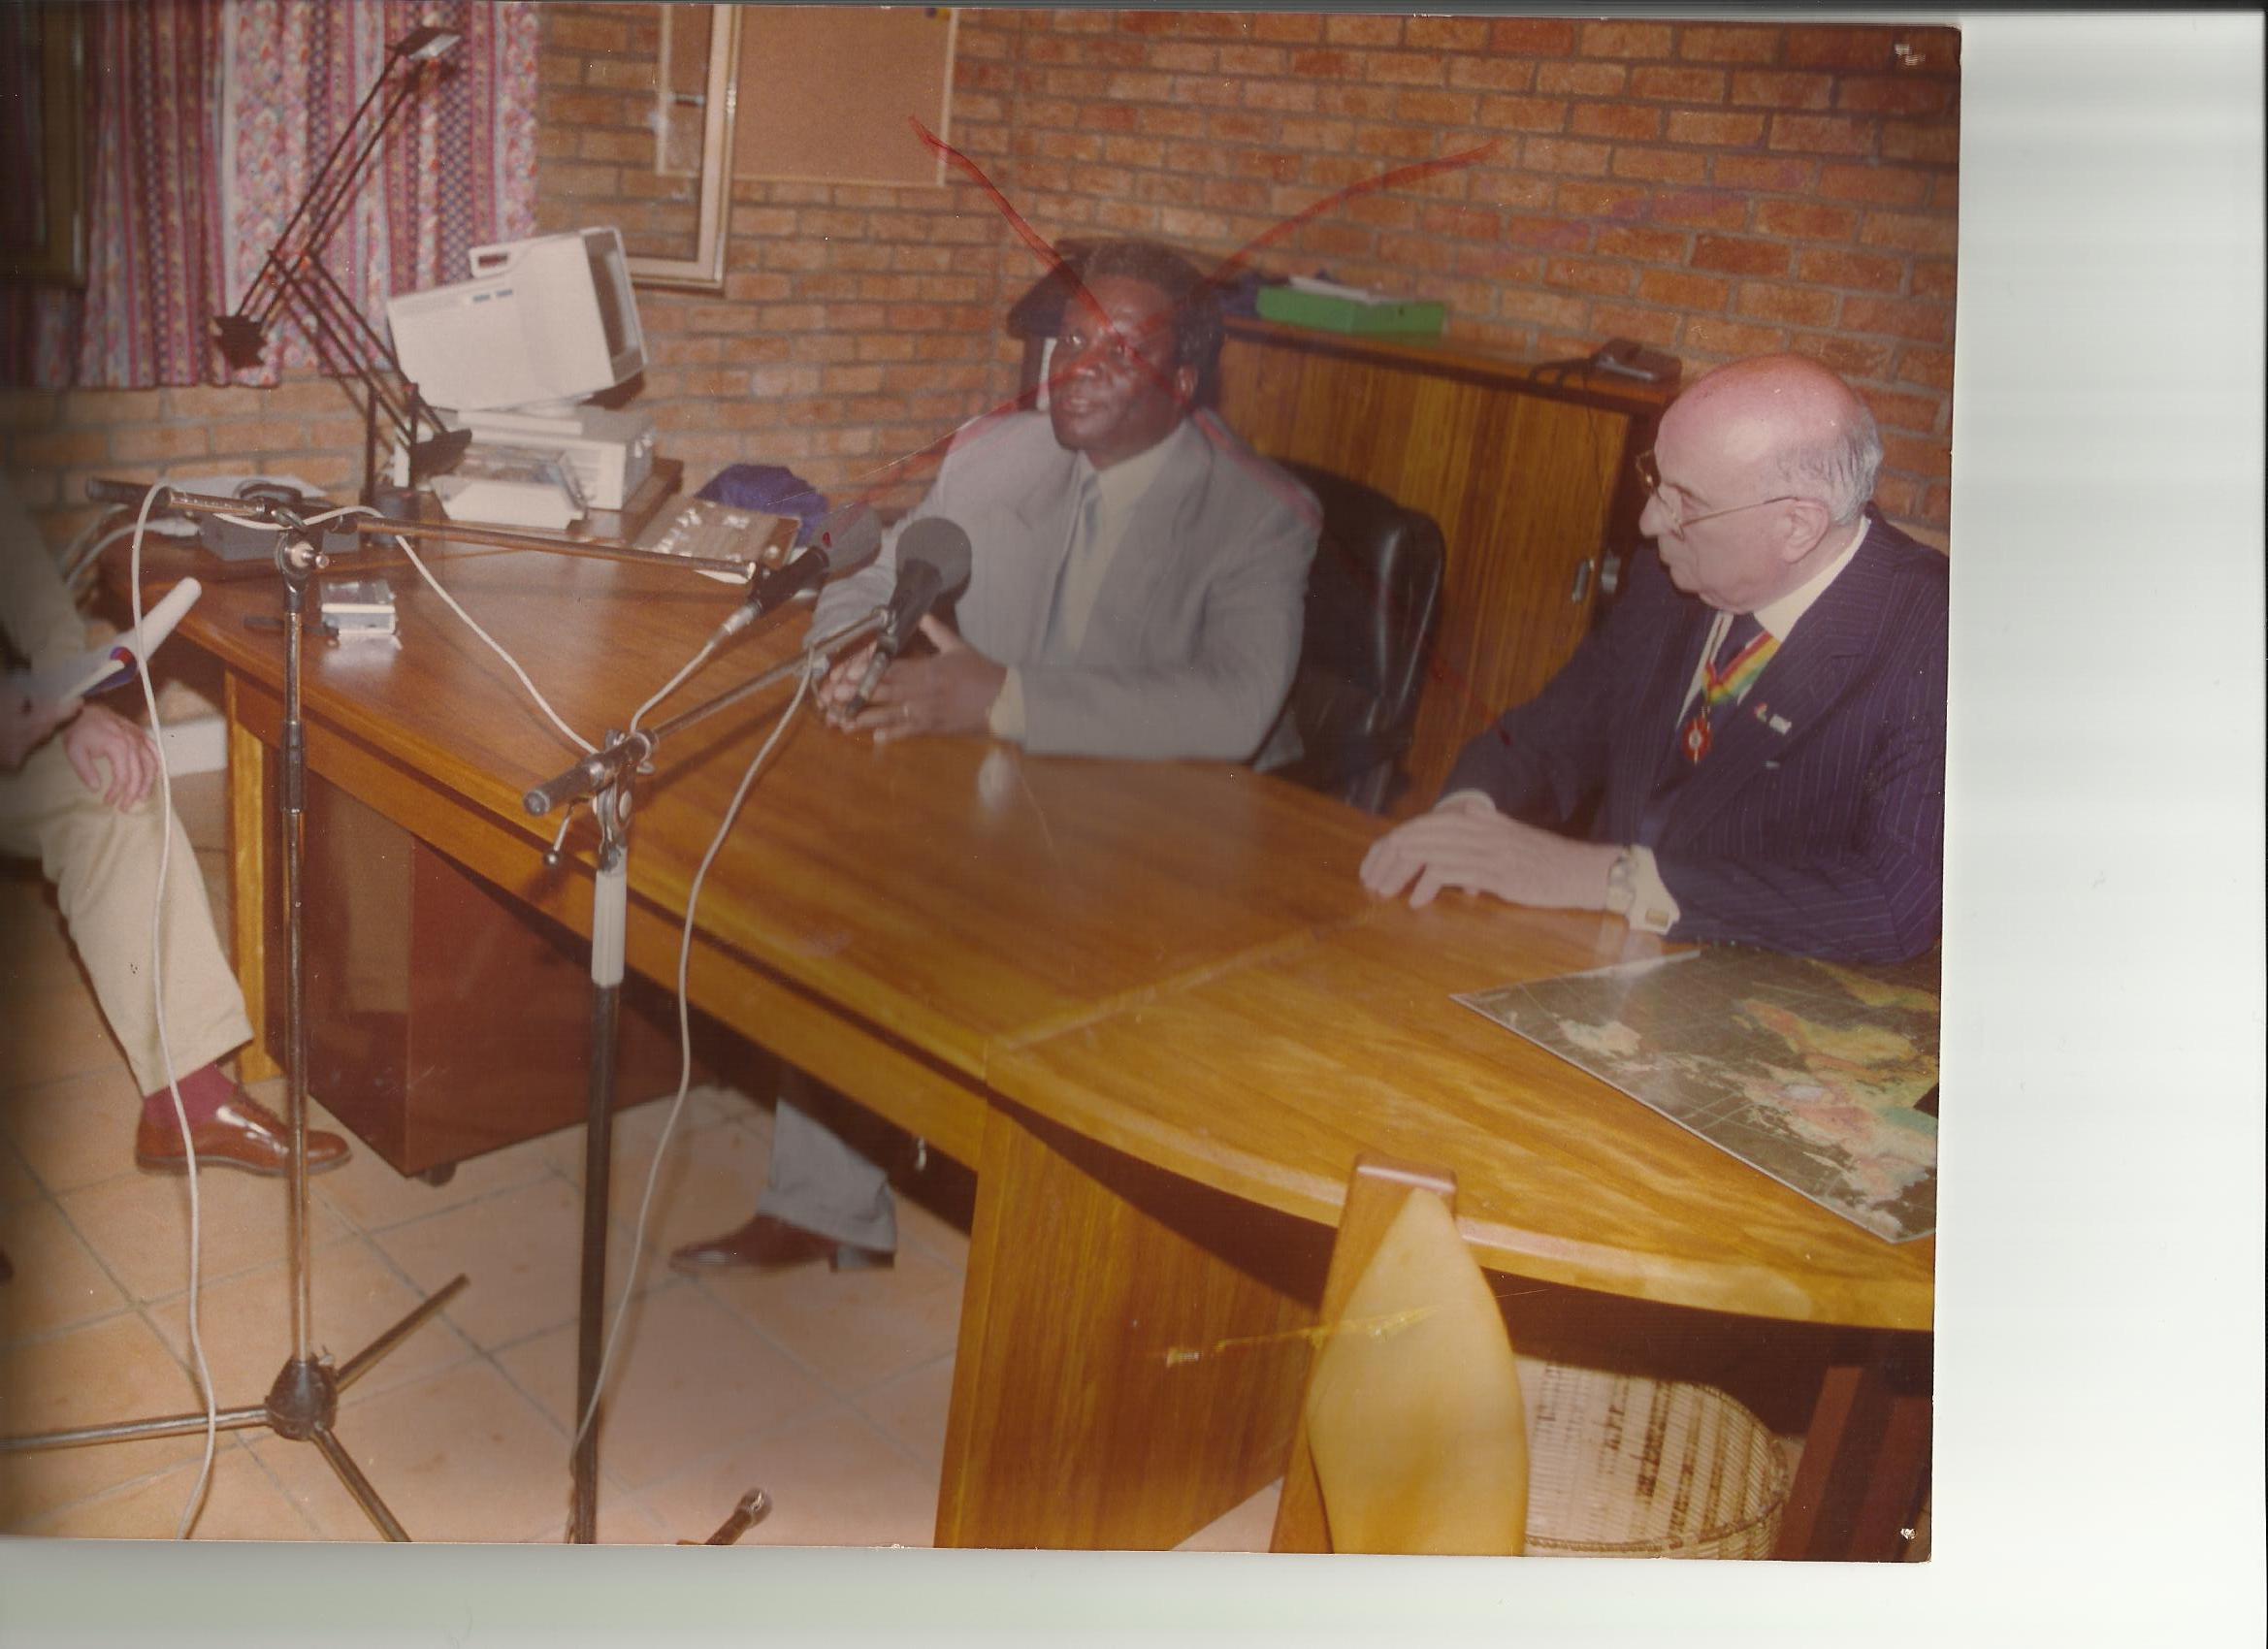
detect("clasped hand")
[3,695,157,810]
[818,614,1008,745]
[1359,792,1621,912]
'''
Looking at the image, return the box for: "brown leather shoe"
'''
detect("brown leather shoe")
[135,1091,351,1178]
[668,1213,891,1277]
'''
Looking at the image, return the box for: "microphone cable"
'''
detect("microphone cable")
[572,661,815,1452]
[119,480,219,1538]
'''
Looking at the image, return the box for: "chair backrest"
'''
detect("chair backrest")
[1270,1154,1529,1556]
[1274,462,1446,815]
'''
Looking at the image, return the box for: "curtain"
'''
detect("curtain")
[0,0,538,391]
[1,0,231,388]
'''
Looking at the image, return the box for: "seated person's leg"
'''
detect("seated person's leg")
[672,1068,895,1273]
[1,737,349,1174]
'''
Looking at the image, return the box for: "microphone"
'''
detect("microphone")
[712,503,883,641]
[843,518,974,719]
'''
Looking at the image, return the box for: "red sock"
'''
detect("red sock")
[142,1064,235,1130]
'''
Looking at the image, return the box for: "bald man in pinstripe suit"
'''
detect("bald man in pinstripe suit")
[1362,354,1946,966]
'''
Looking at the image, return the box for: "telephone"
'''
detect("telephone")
[1590,338,1681,385]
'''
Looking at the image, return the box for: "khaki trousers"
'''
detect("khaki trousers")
[0,737,252,1094]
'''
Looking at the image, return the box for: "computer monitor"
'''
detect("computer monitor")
[385,227,646,415]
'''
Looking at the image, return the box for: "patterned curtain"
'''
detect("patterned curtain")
[1,0,231,388]
[0,0,537,390]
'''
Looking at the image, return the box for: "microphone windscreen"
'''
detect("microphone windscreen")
[896,517,973,598]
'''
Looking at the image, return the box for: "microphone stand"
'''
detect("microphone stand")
[521,605,886,1544]
[0,485,754,1540]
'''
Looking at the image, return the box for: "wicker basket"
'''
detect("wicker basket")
[1518,1359,1790,1560]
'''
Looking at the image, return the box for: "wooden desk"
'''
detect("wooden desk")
[151,541,1928,1555]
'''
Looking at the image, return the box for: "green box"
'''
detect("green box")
[1256,283,1446,337]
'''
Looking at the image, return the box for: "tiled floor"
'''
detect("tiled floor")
[0,766,978,1547]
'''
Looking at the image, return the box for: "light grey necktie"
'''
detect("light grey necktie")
[1042,470,1102,660]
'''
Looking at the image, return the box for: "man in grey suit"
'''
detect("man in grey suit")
[670,240,1318,1274]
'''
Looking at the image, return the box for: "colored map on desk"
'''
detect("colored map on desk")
[1457,950,1939,1244]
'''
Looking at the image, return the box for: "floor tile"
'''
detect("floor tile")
[368,1176,586,1352]
[23,1437,318,1541]
[0,1134,40,1208]
[311,1118,559,1235]
[632,1402,939,1550]
[539,1084,755,1189]
[0,1065,147,1196]
[59,1159,351,1305]
[698,1245,964,1398]
[494,1281,829,1493]
[247,1359,575,1543]
[0,1312,218,1529]
[142,1235,476,1408]
[0,976,122,1092]
[598,1114,776,1295]
[0,1194,129,1342]
[895,1180,973,1277]
[852,1352,956,1476]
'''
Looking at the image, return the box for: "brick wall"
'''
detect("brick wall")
[2,9,1959,547]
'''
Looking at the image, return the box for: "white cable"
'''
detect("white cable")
[572,662,814,1449]
[376,527,597,756]
[629,636,719,736]
[121,484,219,1538]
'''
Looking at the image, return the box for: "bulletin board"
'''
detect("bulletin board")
[732,6,957,188]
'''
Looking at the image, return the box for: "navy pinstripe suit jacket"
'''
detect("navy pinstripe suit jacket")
[1441,512,1948,964]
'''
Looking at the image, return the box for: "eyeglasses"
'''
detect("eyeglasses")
[1634,451,1808,534]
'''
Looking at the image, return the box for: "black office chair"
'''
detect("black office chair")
[1270,461,1446,816]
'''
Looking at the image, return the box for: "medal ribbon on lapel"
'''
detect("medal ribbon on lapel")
[1679,625,1779,762]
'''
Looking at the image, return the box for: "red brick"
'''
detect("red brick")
[1479,96,1569,133]
[1735,280,1839,327]
[1499,212,1592,253]
[1880,121,1960,167]
[1767,114,1877,157]
[1860,211,1958,257]
[1343,193,1419,232]
[1585,302,1683,348]
[1836,75,1954,117]
[11,428,111,469]
[1449,57,1539,92]
[1629,67,1727,103]
[1397,89,1481,125]
[1571,104,1662,142]
[1612,146,1710,185]
[1354,124,1442,163]
[1408,16,1490,51]
[1681,316,1789,358]
[1711,154,1817,193]
[1753,200,1860,241]
[1789,331,1895,380]
[1677,25,1781,65]
[1783,26,1904,73]
[1870,471,1922,519]
[1289,48,1361,81]
[1496,288,1591,332]
[1361,51,1449,88]
[544,13,629,54]
[1860,386,1945,434]
[112,424,212,463]
[1316,83,1400,120]
[1911,260,1957,302]
[1931,173,1959,212]
[1146,42,1219,75]
[1325,15,1404,48]
[1691,235,1789,276]
[1881,431,1951,480]
[1215,44,1288,76]
[1295,222,1374,260]
[1537,61,1628,97]
[1522,138,1612,177]
[1137,105,1210,137]
[1554,181,1651,220]
[1729,71,1835,111]
[1417,204,1498,242]
[1638,269,1731,310]
[1840,295,1953,342]
[65,387,165,422]
[1251,14,1323,45]
[1547,256,1637,298]
[1493,17,1579,56]
[1644,188,1749,231]
[1376,233,1463,275]
[1817,162,1933,207]
[1896,346,1955,391]
[1597,225,1689,263]
[1664,110,1766,148]
[1471,170,1555,211]
[1579,21,1672,59]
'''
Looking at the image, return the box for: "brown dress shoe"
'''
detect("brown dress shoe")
[135,1091,351,1177]
[668,1213,891,1277]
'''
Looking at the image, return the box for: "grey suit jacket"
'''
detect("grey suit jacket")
[812,409,1316,767]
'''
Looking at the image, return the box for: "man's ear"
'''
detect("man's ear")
[1171,363,1198,406]
[1778,497,1834,563]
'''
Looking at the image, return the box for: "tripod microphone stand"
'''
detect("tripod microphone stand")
[0,485,759,1538]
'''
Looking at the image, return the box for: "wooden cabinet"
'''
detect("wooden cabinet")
[1215,319,1673,806]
